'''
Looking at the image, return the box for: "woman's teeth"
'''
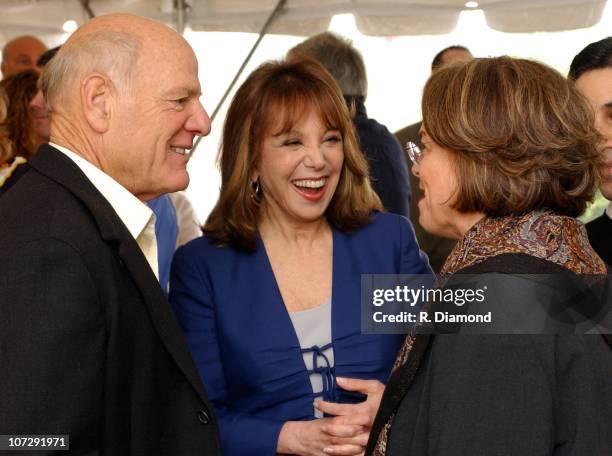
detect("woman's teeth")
[171,147,187,155]
[293,178,326,189]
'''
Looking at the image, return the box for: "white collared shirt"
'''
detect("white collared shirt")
[50,142,159,279]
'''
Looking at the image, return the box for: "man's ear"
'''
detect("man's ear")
[81,73,112,134]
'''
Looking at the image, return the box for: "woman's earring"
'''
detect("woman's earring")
[250,178,262,199]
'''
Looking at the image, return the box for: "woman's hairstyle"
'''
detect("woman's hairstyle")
[422,56,601,218]
[0,86,11,164]
[204,57,381,251]
[0,69,39,161]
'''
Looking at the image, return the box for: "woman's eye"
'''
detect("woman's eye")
[283,139,302,147]
[325,135,342,143]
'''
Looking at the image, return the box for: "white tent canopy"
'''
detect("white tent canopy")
[0,0,608,42]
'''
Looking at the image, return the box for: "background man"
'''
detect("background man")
[0,14,220,454]
[1,35,47,78]
[289,32,412,217]
[569,37,612,266]
[395,45,473,272]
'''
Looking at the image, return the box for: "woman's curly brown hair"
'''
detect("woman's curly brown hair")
[0,87,11,164]
[0,70,39,163]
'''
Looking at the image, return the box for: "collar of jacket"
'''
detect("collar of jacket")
[29,143,214,407]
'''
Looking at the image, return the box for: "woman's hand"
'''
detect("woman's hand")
[314,377,386,454]
[276,378,385,455]
[316,377,385,428]
[277,418,367,455]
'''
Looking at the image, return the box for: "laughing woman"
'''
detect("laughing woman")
[169,58,432,456]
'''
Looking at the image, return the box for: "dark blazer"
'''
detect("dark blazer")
[170,212,433,455]
[0,144,221,455]
[367,253,612,456]
[587,211,612,266]
[350,97,412,218]
[394,121,456,273]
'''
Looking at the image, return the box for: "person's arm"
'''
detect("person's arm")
[170,245,285,455]
[397,215,433,276]
[0,238,104,449]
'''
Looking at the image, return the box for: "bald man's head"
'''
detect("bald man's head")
[1,35,47,78]
[41,13,210,200]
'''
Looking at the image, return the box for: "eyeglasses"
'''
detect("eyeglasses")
[405,141,423,165]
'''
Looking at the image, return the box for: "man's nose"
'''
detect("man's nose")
[30,89,44,110]
[186,100,211,137]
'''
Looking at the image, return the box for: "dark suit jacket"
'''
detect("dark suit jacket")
[587,211,611,266]
[349,97,411,217]
[395,121,456,273]
[0,145,221,455]
[367,253,612,455]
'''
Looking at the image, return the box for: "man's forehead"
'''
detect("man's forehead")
[6,38,45,56]
[575,68,612,106]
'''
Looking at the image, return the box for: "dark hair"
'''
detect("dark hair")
[37,45,61,67]
[431,45,471,71]
[0,70,39,161]
[568,37,612,80]
[204,57,381,251]
[422,56,601,218]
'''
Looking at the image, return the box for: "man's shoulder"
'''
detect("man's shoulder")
[355,116,402,150]
[586,212,612,265]
[0,166,104,252]
[586,212,611,235]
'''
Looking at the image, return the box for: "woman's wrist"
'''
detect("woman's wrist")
[277,421,301,454]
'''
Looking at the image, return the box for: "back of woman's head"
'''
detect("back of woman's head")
[204,57,380,250]
[0,70,40,161]
[422,56,600,217]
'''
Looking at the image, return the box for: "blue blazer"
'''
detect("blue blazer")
[170,212,432,455]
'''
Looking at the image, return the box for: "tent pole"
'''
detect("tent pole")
[176,0,187,35]
[189,0,287,158]
[78,0,95,19]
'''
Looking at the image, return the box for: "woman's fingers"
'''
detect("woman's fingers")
[315,399,357,416]
[321,423,365,438]
[336,377,384,395]
[322,443,365,455]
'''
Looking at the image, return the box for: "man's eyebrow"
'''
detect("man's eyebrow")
[162,86,202,98]
[603,101,612,109]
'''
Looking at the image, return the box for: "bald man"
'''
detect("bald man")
[0,14,220,454]
[1,35,47,78]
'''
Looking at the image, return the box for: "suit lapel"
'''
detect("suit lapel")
[29,145,211,404]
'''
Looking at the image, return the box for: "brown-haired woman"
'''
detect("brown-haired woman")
[0,70,40,159]
[367,57,612,455]
[0,87,12,168]
[169,57,432,455]
[0,70,40,194]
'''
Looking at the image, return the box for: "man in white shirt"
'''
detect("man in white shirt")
[569,37,612,266]
[0,13,221,454]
